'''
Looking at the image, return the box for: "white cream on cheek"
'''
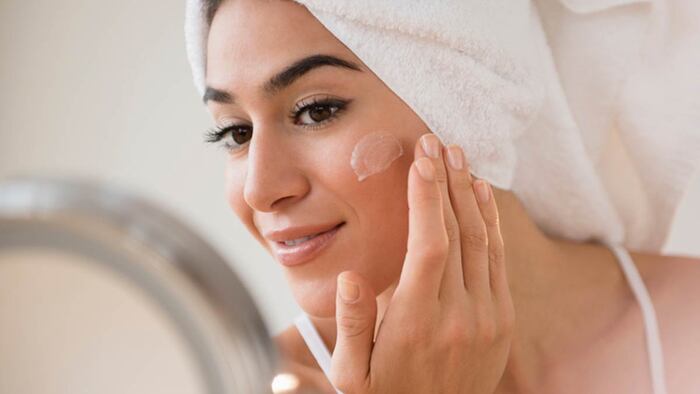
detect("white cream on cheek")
[350,132,404,182]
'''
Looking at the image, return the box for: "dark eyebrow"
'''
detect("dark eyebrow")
[202,54,363,104]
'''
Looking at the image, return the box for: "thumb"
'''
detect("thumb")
[329,270,377,392]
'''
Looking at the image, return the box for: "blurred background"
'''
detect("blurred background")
[1,0,698,335]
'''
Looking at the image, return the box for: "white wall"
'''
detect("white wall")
[1,0,698,334]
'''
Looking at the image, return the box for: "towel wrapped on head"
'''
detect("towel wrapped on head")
[185,0,700,252]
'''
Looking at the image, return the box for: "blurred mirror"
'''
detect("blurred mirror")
[0,178,288,394]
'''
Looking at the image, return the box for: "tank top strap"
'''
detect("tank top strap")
[293,312,343,393]
[606,242,668,394]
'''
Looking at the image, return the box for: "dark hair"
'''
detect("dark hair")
[204,0,223,25]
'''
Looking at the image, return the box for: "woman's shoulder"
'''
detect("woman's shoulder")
[631,250,700,320]
[631,251,700,393]
[631,250,700,300]
[273,324,337,394]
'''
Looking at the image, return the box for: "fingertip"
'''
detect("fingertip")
[414,134,428,158]
[414,157,436,182]
[338,270,367,287]
[338,276,361,304]
[474,180,501,229]
[474,179,491,204]
[337,270,353,282]
[443,144,465,171]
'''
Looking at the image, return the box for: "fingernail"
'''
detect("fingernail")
[420,134,440,159]
[446,146,464,170]
[415,157,435,181]
[475,180,491,203]
[338,277,360,302]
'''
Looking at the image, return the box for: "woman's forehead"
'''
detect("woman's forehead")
[205,0,364,96]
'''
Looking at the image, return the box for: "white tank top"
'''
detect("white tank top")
[294,243,668,394]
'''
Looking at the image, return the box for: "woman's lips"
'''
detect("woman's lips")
[272,222,345,267]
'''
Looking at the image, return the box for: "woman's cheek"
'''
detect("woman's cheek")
[350,131,405,182]
[342,131,411,283]
[316,129,407,187]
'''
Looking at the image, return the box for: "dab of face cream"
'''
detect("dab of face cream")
[351,132,404,182]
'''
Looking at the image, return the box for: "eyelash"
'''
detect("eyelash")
[204,97,350,152]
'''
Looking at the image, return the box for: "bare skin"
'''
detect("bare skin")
[202,0,700,392]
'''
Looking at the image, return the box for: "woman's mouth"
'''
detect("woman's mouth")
[272,222,345,267]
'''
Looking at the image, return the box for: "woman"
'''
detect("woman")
[187,0,700,392]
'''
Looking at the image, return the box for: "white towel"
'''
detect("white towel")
[185,0,700,252]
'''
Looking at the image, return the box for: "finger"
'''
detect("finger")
[443,145,490,297]
[472,180,509,300]
[329,271,377,393]
[397,154,449,302]
[414,134,464,301]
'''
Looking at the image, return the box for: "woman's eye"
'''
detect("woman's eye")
[297,103,338,125]
[229,126,252,145]
[204,125,252,152]
[292,98,348,128]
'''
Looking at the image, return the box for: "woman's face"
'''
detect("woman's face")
[205,0,430,317]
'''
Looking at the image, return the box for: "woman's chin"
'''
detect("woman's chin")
[290,280,338,318]
[297,297,337,318]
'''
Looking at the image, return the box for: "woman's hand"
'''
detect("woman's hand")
[329,133,515,394]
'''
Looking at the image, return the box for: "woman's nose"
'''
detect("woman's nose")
[242,130,309,212]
